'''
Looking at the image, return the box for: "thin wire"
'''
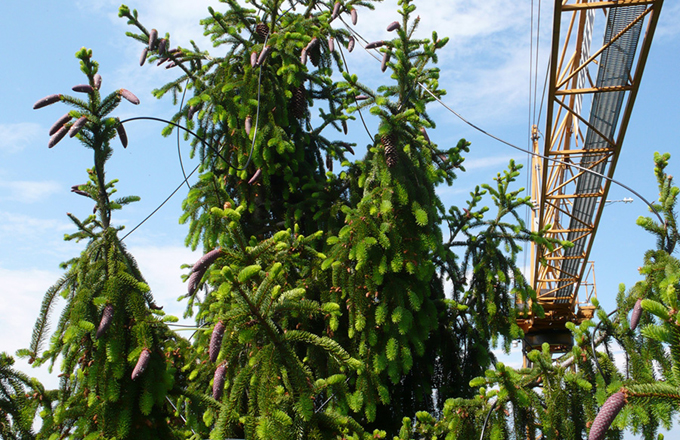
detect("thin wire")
[120,162,200,241]
[480,399,498,440]
[165,396,196,435]
[414,83,664,225]
[533,0,542,125]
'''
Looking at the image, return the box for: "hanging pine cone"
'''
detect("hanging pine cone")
[326,152,333,172]
[290,85,307,119]
[255,22,269,40]
[381,134,398,168]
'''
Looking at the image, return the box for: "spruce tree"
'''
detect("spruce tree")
[23,49,181,439]
[117,0,551,437]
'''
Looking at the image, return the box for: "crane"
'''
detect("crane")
[517,0,665,355]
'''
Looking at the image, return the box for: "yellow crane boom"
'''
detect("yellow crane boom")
[519,0,664,352]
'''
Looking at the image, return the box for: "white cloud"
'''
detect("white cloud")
[462,155,517,172]
[0,180,61,203]
[126,243,199,324]
[0,266,64,390]
[0,211,72,237]
[0,123,43,154]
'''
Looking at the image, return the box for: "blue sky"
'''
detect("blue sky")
[1,0,679,436]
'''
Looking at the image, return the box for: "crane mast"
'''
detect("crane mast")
[519,0,664,354]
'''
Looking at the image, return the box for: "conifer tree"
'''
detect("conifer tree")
[23,49,182,439]
[117,0,552,436]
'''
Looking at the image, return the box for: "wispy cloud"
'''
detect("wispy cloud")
[0,123,43,154]
[0,211,72,236]
[462,155,517,172]
[0,179,61,203]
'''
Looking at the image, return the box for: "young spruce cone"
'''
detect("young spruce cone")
[33,94,62,110]
[255,22,269,40]
[381,134,398,168]
[69,116,88,138]
[213,363,226,400]
[119,89,140,105]
[131,348,151,380]
[48,126,68,148]
[290,85,307,119]
[192,248,223,274]
[347,36,355,52]
[93,74,102,90]
[96,304,114,339]
[326,152,333,172]
[630,298,643,331]
[248,168,262,185]
[148,29,158,50]
[116,119,128,148]
[187,270,203,296]
[49,114,72,136]
[351,8,358,25]
[72,84,94,94]
[209,321,226,362]
[589,392,626,440]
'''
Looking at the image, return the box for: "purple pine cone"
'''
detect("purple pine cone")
[116,120,128,148]
[72,84,94,94]
[119,89,140,105]
[139,47,148,66]
[355,94,369,101]
[209,321,226,362]
[589,392,626,440]
[245,115,253,136]
[328,37,335,53]
[251,51,258,67]
[72,189,90,197]
[343,143,355,155]
[212,363,226,400]
[630,298,643,331]
[192,248,223,274]
[351,8,358,25]
[69,116,88,138]
[341,120,347,135]
[158,38,167,56]
[93,74,102,90]
[33,94,62,110]
[381,51,391,72]
[332,2,341,20]
[387,21,401,32]
[131,348,151,380]
[48,126,68,148]
[420,126,430,143]
[96,304,114,338]
[148,29,158,50]
[300,48,308,65]
[187,270,203,296]
[49,114,72,136]
[365,40,384,50]
[306,37,319,52]
[347,36,355,53]
[257,45,271,66]
[248,168,262,185]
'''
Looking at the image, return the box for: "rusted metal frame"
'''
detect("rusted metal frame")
[556,6,652,90]
[562,0,657,12]
[554,97,617,147]
[572,0,664,307]
[549,228,591,233]
[555,84,634,95]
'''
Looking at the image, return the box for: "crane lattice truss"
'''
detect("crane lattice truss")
[519,0,663,348]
